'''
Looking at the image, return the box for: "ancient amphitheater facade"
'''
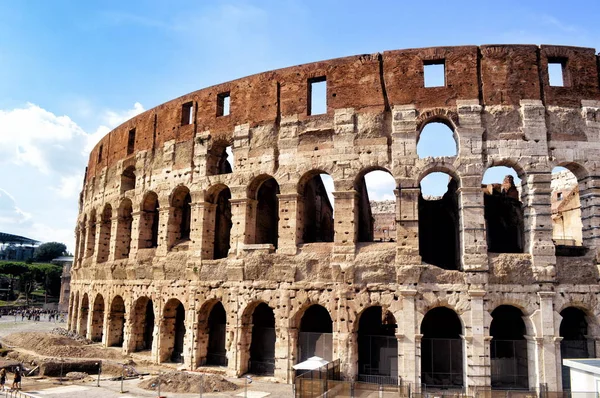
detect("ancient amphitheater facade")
[68,45,600,392]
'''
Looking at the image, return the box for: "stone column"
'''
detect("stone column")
[277,193,300,255]
[108,216,120,262]
[129,211,142,256]
[580,175,600,259]
[229,197,254,256]
[395,186,420,258]
[398,290,418,385]
[155,206,172,256]
[458,180,488,271]
[466,290,490,391]
[183,304,197,369]
[197,202,217,260]
[332,191,357,269]
[188,201,204,255]
[524,174,556,282]
[536,291,561,391]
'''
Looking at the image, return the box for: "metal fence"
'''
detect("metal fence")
[490,339,529,390]
[357,334,398,385]
[298,332,333,362]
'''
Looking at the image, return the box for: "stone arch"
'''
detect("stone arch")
[297,170,334,244]
[560,306,595,390]
[107,295,126,347]
[356,306,398,382]
[417,118,459,158]
[420,306,464,388]
[418,170,460,270]
[482,164,525,253]
[115,199,133,260]
[416,110,459,137]
[91,293,105,343]
[140,191,160,249]
[296,304,333,363]
[207,138,233,176]
[79,293,89,336]
[97,204,112,263]
[205,184,232,259]
[120,165,136,193]
[247,175,280,248]
[130,296,155,353]
[196,300,228,367]
[353,167,397,242]
[240,301,276,375]
[85,209,97,258]
[160,298,186,363]
[490,305,529,390]
[552,163,588,254]
[168,185,192,249]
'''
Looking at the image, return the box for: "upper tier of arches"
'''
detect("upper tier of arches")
[84,44,600,182]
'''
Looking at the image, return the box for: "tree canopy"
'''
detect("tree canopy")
[33,242,67,262]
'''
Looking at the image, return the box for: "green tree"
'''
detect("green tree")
[33,242,67,262]
[0,262,28,299]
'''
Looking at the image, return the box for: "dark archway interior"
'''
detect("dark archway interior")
[357,307,398,380]
[171,303,186,362]
[142,194,160,248]
[121,166,136,193]
[355,175,374,242]
[419,178,460,270]
[256,178,280,248]
[79,295,89,336]
[298,305,333,362]
[302,175,334,243]
[180,192,192,241]
[214,188,232,259]
[420,307,463,387]
[91,296,105,343]
[484,176,524,253]
[560,307,592,390]
[217,147,232,175]
[207,302,228,366]
[109,296,125,347]
[143,299,155,351]
[249,303,276,375]
[490,305,528,389]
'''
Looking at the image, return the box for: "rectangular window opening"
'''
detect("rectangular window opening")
[98,145,103,163]
[424,60,446,88]
[217,92,230,117]
[308,77,327,116]
[127,128,136,155]
[548,58,568,87]
[181,102,194,125]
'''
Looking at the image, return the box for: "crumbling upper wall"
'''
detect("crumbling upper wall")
[85,44,600,181]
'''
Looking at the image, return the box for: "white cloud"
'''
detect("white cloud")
[364,170,396,201]
[0,102,144,252]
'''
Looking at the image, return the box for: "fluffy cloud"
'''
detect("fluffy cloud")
[0,102,144,252]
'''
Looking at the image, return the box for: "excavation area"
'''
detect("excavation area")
[0,318,292,397]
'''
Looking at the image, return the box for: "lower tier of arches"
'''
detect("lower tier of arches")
[66,281,600,393]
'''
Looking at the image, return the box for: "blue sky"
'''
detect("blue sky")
[0,1,598,251]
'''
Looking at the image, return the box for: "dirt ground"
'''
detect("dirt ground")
[139,371,239,394]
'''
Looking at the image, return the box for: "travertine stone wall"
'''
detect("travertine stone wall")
[69,45,600,393]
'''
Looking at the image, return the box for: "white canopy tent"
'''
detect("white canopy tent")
[293,356,329,371]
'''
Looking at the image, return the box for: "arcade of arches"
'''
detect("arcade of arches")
[67,290,598,392]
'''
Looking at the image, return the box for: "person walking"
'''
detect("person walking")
[0,368,6,391]
[12,367,21,390]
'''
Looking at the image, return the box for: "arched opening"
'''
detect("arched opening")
[355,170,397,242]
[78,216,87,262]
[115,199,133,259]
[560,307,594,390]
[79,293,89,336]
[420,307,463,388]
[206,302,227,366]
[251,177,280,248]
[120,166,136,193]
[207,140,233,175]
[297,305,333,363]
[86,209,96,257]
[91,294,105,343]
[140,192,159,249]
[357,306,398,384]
[162,299,186,363]
[210,186,232,259]
[97,205,112,263]
[552,167,585,256]
[482,167,524,253]
[300,172,334,243]
[168,186,192,249]
[130,297,155,353]
[107,296,125,347]
[417,121,458,158]
[419,172,460,270]
[490,305,528,390]
[249,303,276,375]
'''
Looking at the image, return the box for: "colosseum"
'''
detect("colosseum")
[68,44,600,393]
